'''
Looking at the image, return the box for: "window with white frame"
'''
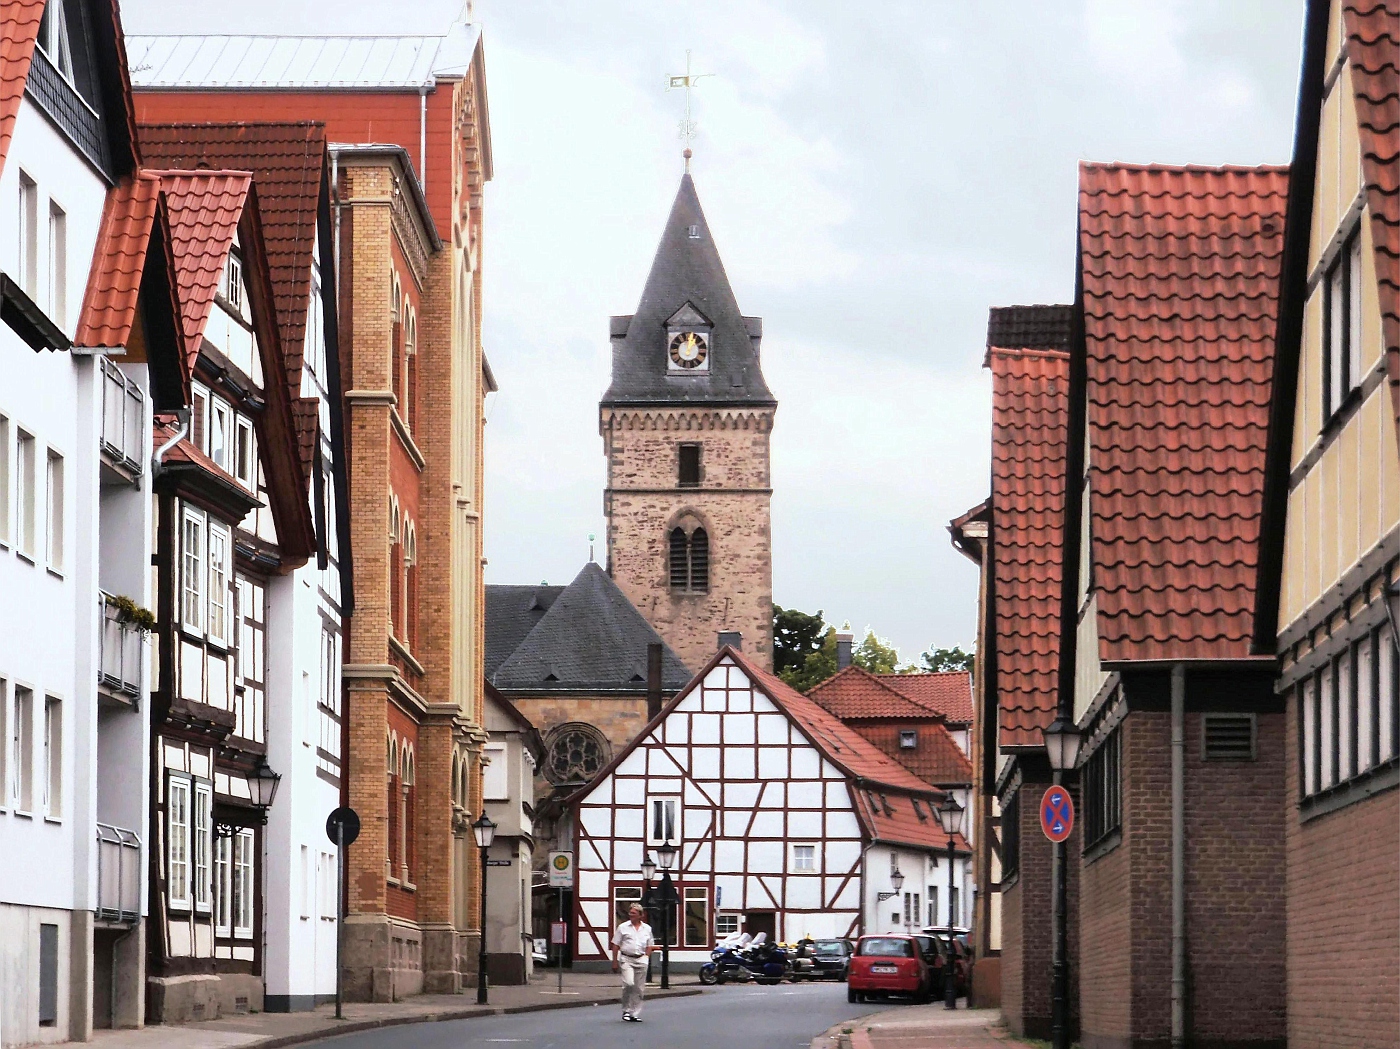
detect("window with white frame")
[18,172,37,297]
[223,253,243,313]
[45,450,62,572]
[647,796,679,846]
[214,834,231,935]
[17,429,35,560]
[319,849,337,919]
[233,828,254,937]
[209,399,232,474]
[42,696,60,818]
[715,913,739,937]
[167,776,191,909]
[0,678,7,806]
[11,685,31,811]
[47,201,65,326]
[1322,222,1365,422]
[191,384,208,452]
[181,510,204,632]
[37,0,74,80]
[193,781,212,911]
[207,522,231,646]
[1301,625,1400,799]
[234,417,255,490]
[483,742,508,800]
[0,413,10,546]
[300,844,310,919]
[791,844,816,872]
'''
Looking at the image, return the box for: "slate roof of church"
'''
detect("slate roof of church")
[487,563,691,692]
[602,173,774,408]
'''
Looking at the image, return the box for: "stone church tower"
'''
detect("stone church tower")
[601,172,776,671]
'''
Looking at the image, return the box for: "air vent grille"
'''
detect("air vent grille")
[1203,714,1256,761]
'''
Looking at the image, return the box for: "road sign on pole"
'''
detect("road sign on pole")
[548,851,574,888]
[1040,785,1074,843]
[324,806,359,1021]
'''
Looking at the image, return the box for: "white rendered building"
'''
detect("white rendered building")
[568,647,970,967]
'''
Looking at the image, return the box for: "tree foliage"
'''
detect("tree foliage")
[780,627,839,693]
[773,604,827,676]
[920,645,975,673]
[852,630,901,673]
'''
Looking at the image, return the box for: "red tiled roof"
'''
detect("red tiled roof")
[74,175,162,348]
[844,721,974,788]
[1080,163,1287,663]
[137,123,326,397]
[809,666,940,720]
[989,344,1070,748]
[0,1,44,179]
[1343,2,1400,433]
[876,673,974,724]
[849,786,969,855]
[153,416,241,489]
[150,170,252,370]
[291,396,319,479]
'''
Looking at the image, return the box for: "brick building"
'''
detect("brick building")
[130,25,496,1000]
[1254,2,1400,1046]
[601,171,776,671]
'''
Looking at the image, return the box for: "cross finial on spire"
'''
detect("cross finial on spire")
[668,50,713,170]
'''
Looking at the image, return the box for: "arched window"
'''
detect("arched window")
[542,723,611,786]
[389,498,402,637]
[386,734,399,879]
[404,522,418,649]
[405,312,418,432]
[668,521,710,593]
[391,280,403,408]
[401,746,415,881]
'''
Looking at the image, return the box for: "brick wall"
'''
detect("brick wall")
[603,410,774,672]
[1285,687,1400,1049]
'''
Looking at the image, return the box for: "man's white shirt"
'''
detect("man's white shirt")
[613,921,655,958]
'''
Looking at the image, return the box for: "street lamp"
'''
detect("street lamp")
[248,760,282,816]
[937,794,964,1010]
[473,813,497,1005]
[656,839,678,989]
[1043,716,1082,1049]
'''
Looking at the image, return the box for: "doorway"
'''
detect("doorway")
[743,911,776,943]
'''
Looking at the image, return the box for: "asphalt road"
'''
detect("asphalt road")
[307,981,888,1049]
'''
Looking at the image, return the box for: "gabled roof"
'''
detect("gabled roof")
[809,666,937,719]
[127,27,482,91]
[488,563,691,692]
[485,582,564,676]
[1078,163,1287,664]
[151,169,252,371]
[74,173,159,347]
[989,322,1070,749]
[0,0,45,178]
[875,673,974,724]
[602,174,774,408]
[138,122,328,399]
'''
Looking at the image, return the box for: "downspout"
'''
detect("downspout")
[151,408,190,477]
[331,150,340,285]
[419,87,429,196]
[1170,663,1186,1048]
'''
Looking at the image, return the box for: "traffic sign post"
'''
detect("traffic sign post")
[1040,785,1074,843]
[548,853,573,993]
[326,807,360,1020]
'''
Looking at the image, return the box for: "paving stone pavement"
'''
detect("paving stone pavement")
[52,972,705,1049]
[815,1004,1045,1049]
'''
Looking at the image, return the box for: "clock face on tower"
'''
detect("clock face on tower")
[668,330,709,371]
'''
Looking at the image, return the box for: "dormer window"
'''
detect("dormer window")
[900,730,918,749]
[223,255,243,313]
[687,224,700,239]
[38,0,75,82]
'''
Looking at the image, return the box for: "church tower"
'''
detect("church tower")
[601,172,776,671]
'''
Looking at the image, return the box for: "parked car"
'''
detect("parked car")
[847,935,930,1003]
[913,932,970,998]
[809,939,853,981]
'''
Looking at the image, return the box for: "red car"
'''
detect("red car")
[846,934,931,1003]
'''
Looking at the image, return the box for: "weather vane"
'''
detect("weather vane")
[667,50,713,170]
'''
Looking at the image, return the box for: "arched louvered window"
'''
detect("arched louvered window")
[668,523,710,593]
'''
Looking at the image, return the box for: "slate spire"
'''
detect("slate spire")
[602,173,774,407]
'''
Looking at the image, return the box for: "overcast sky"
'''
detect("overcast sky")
[124,0,1306,664]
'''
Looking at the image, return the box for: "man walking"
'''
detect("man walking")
[611,903,656,1022]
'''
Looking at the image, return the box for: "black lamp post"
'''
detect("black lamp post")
[1043,715,1082,1049]
[937,794,964,1009]
[889,868,904,931]
[655,840,678,989]
[640,852,656,984]
[473,813,497,1005]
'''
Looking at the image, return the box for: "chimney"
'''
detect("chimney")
[646,643,663,720]
[836,632,854,670]
[718,631,742,653]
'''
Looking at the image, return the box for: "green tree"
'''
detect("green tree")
[920,645,975,673]
[780,626,839,693]
[772,604,827,676]
[852,630,901,674]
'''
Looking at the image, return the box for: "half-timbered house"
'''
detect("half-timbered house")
[568,646,969,968]
[145,167,320,1023]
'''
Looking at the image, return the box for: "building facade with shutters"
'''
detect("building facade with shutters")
[601,172,776,673]
[1256,2,1400,1045]
[130,24,497,1001]
[566,647,967,968]
[0,1,185,1043]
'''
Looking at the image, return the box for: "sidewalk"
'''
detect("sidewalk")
[814,1004,1046,1049]
[55,972,705,1049]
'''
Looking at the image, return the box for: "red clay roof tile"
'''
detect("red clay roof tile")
[989,342,1070,749]
[0,1,44,179]
[150,170,252,370]
[137,123,326,398]
[809,666,940,720]
[74,174,162,348]
[1079,162,1287,663]
[842,721,973,788]
[876,673,974,724]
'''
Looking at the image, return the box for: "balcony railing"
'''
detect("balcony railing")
[95,824,141,924]
[99,592,143,699]
[100,356,144,478]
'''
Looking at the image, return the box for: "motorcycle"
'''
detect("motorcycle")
[698,932,751,985]
[699,933,793,985]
